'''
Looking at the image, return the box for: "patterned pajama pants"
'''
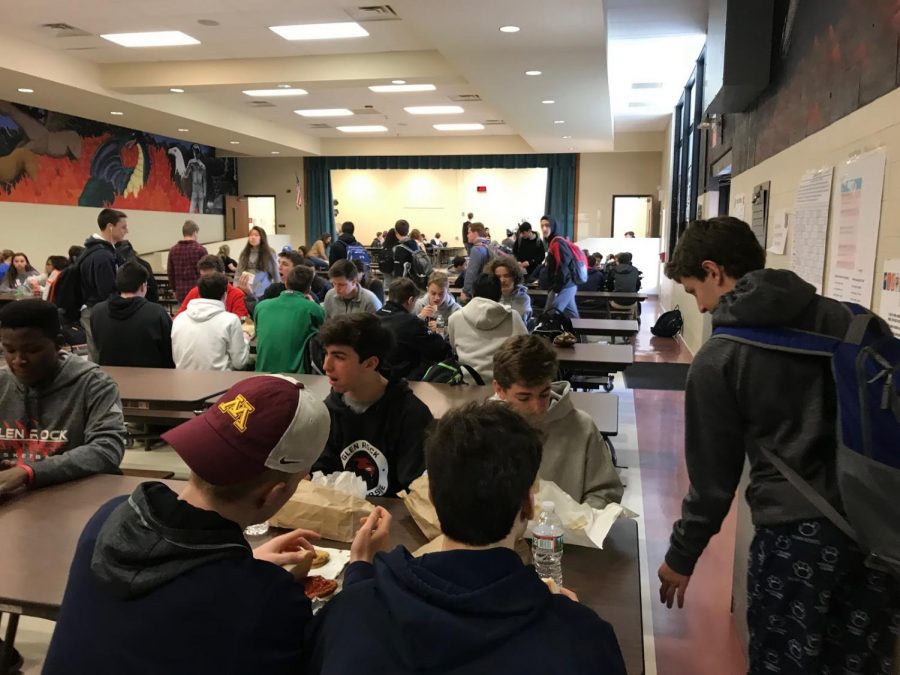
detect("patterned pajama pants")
[747,518,899,674]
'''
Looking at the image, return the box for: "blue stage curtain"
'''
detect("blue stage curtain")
[304,157,335,242]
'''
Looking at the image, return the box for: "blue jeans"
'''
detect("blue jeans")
[308,256,329,270]
[545,285,579,319]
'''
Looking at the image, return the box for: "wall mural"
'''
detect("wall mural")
[0,100,236,214]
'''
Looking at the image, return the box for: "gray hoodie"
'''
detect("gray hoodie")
[323,286,382,318]
[447,297,528,382]
[412,293,461,324]
[666,268,856,576]
[0,352,125,488]
[492,381,622,509]
[501,284,533,322]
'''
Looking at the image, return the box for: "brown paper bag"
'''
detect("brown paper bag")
[398,473,442,541]
[270,481,373,542]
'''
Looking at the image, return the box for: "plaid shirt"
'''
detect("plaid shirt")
[167,240,208,302]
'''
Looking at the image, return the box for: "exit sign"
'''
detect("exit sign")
[476,185,487,192]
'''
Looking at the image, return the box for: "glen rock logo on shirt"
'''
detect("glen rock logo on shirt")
[218,394,255,432]
[0,421,69,463]
[340,440,389,496]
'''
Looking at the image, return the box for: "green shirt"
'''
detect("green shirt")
[254,292,325,373]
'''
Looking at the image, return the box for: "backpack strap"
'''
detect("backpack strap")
[460,363,485,386]
[712,326,841,356]
[759,447,858,543]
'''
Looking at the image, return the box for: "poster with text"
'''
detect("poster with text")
[825,149,886,307]
[879,258,900,338]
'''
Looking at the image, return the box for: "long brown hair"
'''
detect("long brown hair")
[2,252,36,287]
[238,226,277,280]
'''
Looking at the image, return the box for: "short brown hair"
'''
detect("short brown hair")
[394,219,410,237]
[97,208,126,231]
[197,254,224,273]
[666,217,765,282]
[328,259,358,282]
[469,222,486,236]
[493,335,558,389]
[286,264,314,293]
[388,277,419,305]
[182,220,200,236]
[198,272,228,300]
[318,314,394,364]
[487,255,523,287]
[427,271,450,290]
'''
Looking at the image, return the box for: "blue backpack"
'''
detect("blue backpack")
[345,243,371,277]
[713,303,900,576]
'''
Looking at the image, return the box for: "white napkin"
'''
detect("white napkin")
[525,480,636,549]
[310,546,352,581]
[309,471,368,499]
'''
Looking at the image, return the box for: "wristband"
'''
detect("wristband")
[19,463,35,487]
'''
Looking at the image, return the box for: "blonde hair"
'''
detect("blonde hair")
[427,270,450,290]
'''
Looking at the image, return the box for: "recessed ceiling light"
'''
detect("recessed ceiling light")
[554,120,565,124]
[229,140,240,144]
[499,25,520,33]
[277,84,292,89]
[369,83,436,93]
[169,88,185,93]
[110,111,124,116]
[270,151,280,154]
[242,88,308,97]
[404,105,464,115]
[392,80,406,85]
[269,22,368,41]
[336,125,388,133]
[294,108,354,117]
[433,123,485,131]
[197,19,220,27]
[562,135,572,139]
[177,128,189,132]
[101,31,200,48]
[525,70,542,76]
[542,100,555,104]
[17,88,33,94]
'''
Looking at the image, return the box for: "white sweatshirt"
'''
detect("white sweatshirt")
[171,298,249,371]
[447,297,527,382]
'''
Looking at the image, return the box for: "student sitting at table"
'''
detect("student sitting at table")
[0,300,125,495]
[488,254,533,323]
[254,265,325,374]
[305,401,626,674]
[44,375,391,675]
[447,273,528,383]
[91,262,175,369]
[312,314,432,497]
[413,270,461,325]
[323,259,382,318]
[376,278,452,380]
[178,254,249,318]
[492,335,623,508]
[447,255,467,289]
[171,272,250,371]
[607,252,643,314]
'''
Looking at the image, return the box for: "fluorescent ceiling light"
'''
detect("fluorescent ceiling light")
[554,120,565,124]
[562,135,571,139]
[269,22,368,41]
[110,111,124,116]
[336,125,388,133]
[525,70,542,76]
[542,100,555,104]
[229,140,240,144]
[277,84,292,88]
[294,108,354,117]
[242,88,308,97]
[404,105,464,115]
[369,84,436,93]
[169,88,185,93]
[177,128,189,132]
[17,88,33,93]
[101,31,200,48]
[271,151,280,154]
[499,25,520,33]
[433,123,484,131]
[392,80,406,85]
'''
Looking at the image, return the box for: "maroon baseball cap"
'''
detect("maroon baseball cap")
[162,375,330,486]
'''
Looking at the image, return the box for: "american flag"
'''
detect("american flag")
[295,174,303,209]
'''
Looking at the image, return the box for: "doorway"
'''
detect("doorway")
[612,195,653,237]
[246,195,276,234]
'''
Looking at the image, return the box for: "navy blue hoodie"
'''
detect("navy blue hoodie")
[44,482,311,675]
[305,546,625,674]
[79,235,118,307]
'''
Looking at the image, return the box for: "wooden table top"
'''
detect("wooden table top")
[554,342,634,369]
[101,367,256,410]
[571,319,640,336]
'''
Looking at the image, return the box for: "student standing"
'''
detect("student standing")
[305,401,626,674]
[217,244,237,273]
[657,217,899,674]
[167,220,208,303]
[540,215,580,319]
[235,225,279,302]
[91,262,174,369]
[79,209,129,361]
[329,222,360,267]
[0,300,125,495]
[322,260,382,317]
[172,273,250,371]
[461,211,474,253]
[312,314,433,497]
[178,254,249,318]
[461,222,494,302]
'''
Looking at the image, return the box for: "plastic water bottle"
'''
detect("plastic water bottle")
[244,522,269,537]
[532,501,564,587]
[434,313,445,336]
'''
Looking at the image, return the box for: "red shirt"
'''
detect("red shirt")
[167,240,209,302]
[178,283,249,318]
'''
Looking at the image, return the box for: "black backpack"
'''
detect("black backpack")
[532,308,575,340]
[49,263,84,323]
[302,333,326,375]
[395,245,433,289]
[651,306,683,338]
[422,358,485,386]
[378,246,396,275]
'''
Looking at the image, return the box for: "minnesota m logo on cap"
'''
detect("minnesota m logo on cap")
[218,394,255,432]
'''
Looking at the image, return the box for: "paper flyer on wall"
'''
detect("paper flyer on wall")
[791,168,834,293]
[732,194,746,221]
[825,149,887,307]
[767,210,789,256]
[879,259,900,338]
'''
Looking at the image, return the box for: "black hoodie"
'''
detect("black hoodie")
[513,233,546,273]
[305,546,626,674]
[376,300,453,380]
[91,295,175,368]
[44,482,311,675]
[79,235,118,306]
[666,269,859,576]
[312,379,433,496]
[329,232,359,266]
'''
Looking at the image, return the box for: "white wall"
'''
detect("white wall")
[237,157,306,246]
[0,201,223,271]
[330,168,547,247]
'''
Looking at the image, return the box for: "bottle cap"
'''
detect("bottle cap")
[541,501,555,512]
